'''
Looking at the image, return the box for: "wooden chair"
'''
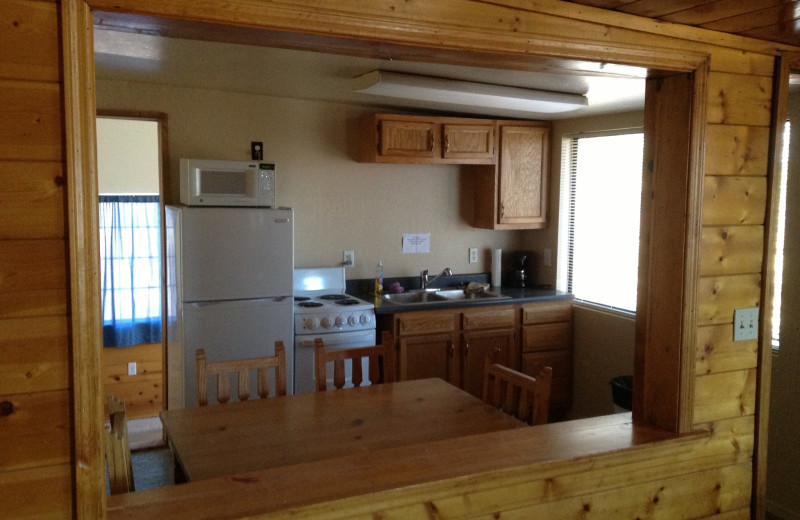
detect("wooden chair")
[482,361,553,425]
[314,331,395,391]
[105,394,134,494]
[196,341,287,406]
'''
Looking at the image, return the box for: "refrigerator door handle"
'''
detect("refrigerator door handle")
[187,297,289,309]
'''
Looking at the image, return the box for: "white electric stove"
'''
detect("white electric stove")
[293,267,376,393]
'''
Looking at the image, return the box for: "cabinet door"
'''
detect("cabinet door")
[443,123,495,160]
[522,322,571,352]
[398,333,457,384]
[461,328,516,398]
[498,125,548,226]
[522,350,572,417]
[379,119,438,158]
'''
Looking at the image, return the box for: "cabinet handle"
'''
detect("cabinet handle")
[500,203,505,220]
[445,134,450,153]
[377,123,382,154]
[429,133,435,151]
[464,341,470,357]
[449,341,454,356]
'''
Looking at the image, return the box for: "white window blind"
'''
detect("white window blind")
[557,131,644,312]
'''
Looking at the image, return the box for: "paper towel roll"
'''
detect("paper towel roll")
[491,248,502,287]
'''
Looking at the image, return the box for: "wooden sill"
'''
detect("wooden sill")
[107,413,707,519]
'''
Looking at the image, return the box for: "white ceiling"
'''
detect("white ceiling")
[93,29,646,121]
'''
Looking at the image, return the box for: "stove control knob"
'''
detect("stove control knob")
[321,317,332,329]
[305,317,319,330]
[334,316,345,327]
[348,315,357,326]
[360,314,371,325]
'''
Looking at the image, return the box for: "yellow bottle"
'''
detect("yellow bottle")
[374,260,384,295]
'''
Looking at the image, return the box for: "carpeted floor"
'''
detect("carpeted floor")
[106,416,174,493]
[131,447,174,490]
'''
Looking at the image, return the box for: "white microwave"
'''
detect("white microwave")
[179,158,276,207]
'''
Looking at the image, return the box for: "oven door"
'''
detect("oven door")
[294,329,376,394]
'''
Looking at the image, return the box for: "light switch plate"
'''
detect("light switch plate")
[343,250,354,268]
[127,362,137,376]
[469,248,478,263]
[733,307,759,342]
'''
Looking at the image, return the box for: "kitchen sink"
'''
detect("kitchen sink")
[435,289,510,301]
[381,291,449,304]
[381,288,509,305]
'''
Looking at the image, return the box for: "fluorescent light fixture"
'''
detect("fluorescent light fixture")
[352,70,587,114]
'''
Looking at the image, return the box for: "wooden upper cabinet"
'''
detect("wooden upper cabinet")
[379,118,438,159]
[358,114,496,164]
[472,121,550,230]
[442,123,495,160]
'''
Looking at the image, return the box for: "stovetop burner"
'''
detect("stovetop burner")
[294,296,310,302]
[335,298,362,306]
[319,294,346,300]
[297,301,323,308]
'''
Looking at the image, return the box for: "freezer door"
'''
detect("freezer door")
[177,297,294,407]
[174,206,293,302]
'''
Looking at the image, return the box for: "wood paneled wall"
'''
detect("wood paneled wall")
[0,1,74,518]
[0,0,789,518]
[102,344,163,420]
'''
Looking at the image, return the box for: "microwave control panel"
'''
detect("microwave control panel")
[258,163,276,207]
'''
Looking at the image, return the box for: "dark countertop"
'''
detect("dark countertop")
[346,273,573,314]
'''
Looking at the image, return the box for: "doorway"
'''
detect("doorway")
[96,112,168,426]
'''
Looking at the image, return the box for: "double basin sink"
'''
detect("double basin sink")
[381,288,510,305]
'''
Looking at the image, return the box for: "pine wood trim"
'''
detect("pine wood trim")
[62,1,106,517]
[86,0,711,73]
[752,52,793,520]
[635,68,706,433]
[66,0,738,516]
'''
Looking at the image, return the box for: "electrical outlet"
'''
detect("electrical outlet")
[127,362,137,376]
[733,307,759,342]
[469,248,478,263]
[343,250,355,268]
[543,248,552,267]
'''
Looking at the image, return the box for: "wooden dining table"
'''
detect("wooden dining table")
[159,377,526,482]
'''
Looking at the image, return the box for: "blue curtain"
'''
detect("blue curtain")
[99,195,162,347]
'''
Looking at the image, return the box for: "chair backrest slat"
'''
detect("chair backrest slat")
[105,394,134,494]
[314,331,394,391]
[483,362,552,425]
[196,341,287,406]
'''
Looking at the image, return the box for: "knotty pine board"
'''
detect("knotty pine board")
[0,315,69,394]
[0,161,65,240]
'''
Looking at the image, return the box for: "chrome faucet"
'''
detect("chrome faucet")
[421,267,453,290]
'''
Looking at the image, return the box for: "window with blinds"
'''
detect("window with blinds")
[556,131,644,313]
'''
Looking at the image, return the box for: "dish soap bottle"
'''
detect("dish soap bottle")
[374,260,384,295]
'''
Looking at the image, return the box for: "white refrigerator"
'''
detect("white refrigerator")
[165,205,294,408]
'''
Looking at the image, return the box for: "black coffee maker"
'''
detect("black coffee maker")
[510,251,532,288]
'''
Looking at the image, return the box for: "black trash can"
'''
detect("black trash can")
[610,375,633,412]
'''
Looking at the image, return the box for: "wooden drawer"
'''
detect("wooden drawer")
[461,306,515,330]
[522,322,571,352]
[522,300,572,325]
[522,350,571,378]
[397,311,455,336]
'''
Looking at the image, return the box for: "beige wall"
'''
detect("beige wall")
[97,117,159,194]
[766,88,800,518]
[96,79,527,281]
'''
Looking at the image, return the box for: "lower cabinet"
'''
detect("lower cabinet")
[398,333,458,385]
[521,300,573,420]
[382,301,572,411]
